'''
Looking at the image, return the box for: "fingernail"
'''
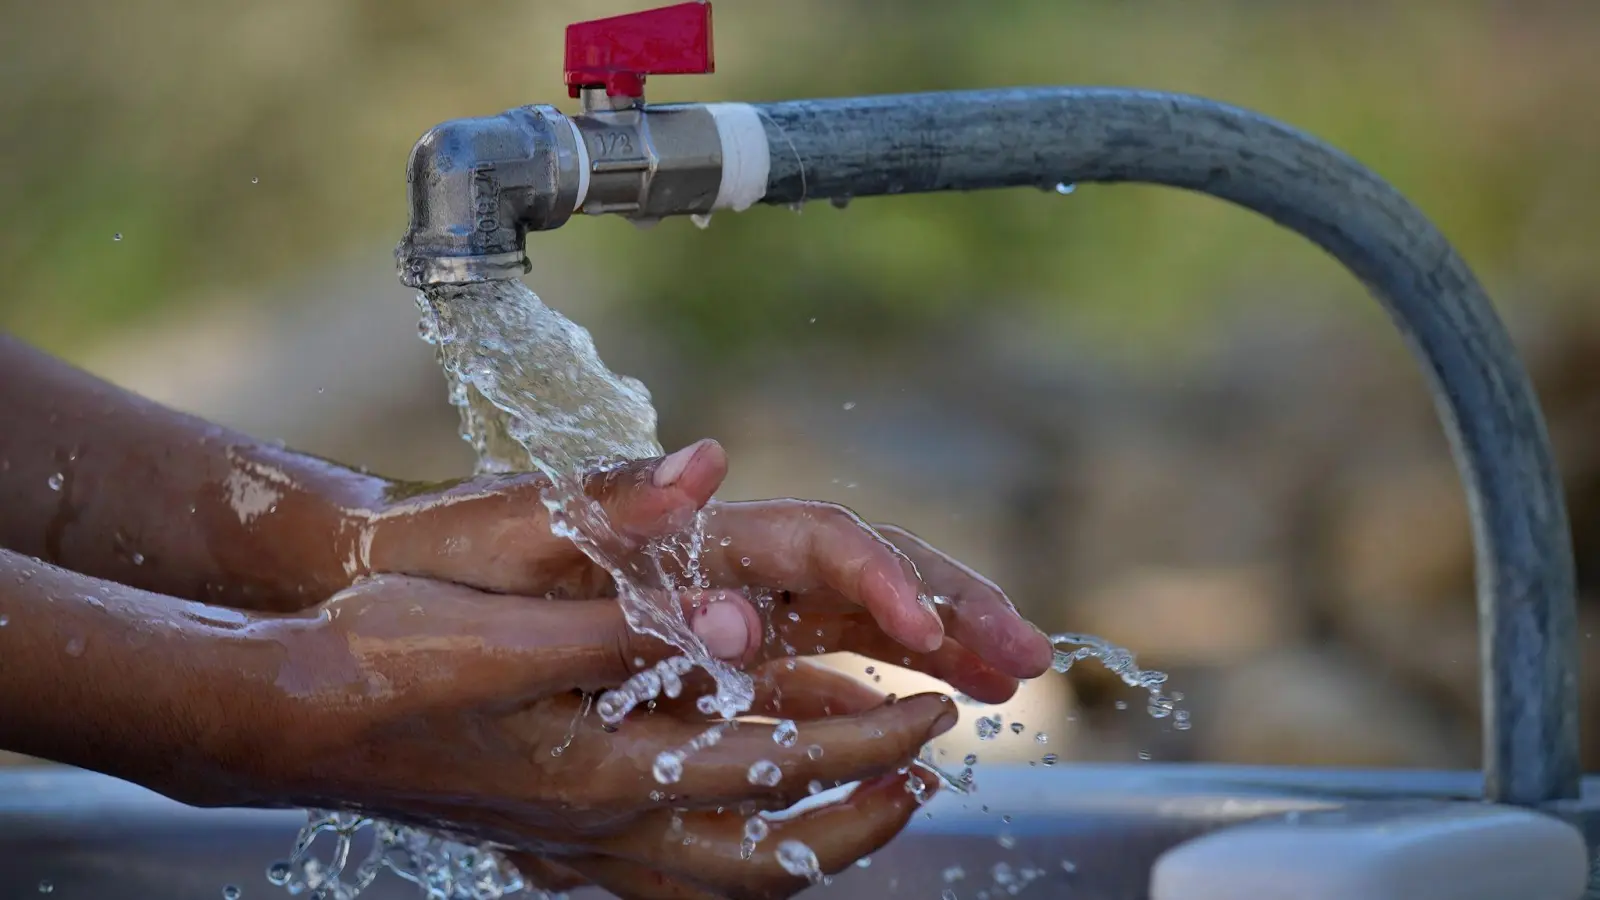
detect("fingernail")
[918,603,946,654]
[928,705,959,739]
[692,599,750,660]
[652,440,706,488]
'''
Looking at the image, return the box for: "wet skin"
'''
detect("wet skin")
[0,335,1053,897]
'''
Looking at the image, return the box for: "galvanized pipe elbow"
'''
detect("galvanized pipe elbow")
[395,105,587,287]
[398,97,765,288]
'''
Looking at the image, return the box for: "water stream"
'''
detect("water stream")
[266,279,1182,899]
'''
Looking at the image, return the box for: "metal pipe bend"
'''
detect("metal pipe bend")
[752,87,1579,806]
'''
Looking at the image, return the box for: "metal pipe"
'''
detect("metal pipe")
[396,86,1579,806]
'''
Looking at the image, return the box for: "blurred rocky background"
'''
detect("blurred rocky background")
[4,0,1600,771]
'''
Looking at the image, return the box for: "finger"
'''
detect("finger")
[586,438,729,541]
[875,524,1054,678]
[653,658,888,721]
[765,606,1019,704]
[596,693,957,810]
[544,588,763,687]
[704,500,945,654]
[557,855,722,900]
[502,853,590,892]
[607,765,938,896]
[335,578,758,712]
[365,440,728,596]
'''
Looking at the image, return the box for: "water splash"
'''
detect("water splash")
[418,282,751,720]
[268,811,526,900]
[1051,632,1190,729]
[274,279,754,898]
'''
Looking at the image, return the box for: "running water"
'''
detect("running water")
[268,280,753,899]
[414,281,751,723]
[267,278,1185,898]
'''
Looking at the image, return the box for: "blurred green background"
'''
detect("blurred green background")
[5,0,1600,769]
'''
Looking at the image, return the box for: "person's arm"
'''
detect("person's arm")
[0,335,1054,684]
[0,547,289,805]
[0,335,386,612]
[0,544,952,899]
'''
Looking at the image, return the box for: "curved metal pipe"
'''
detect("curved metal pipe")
[751,87,1579,806]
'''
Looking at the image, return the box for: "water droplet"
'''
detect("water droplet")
[975,716,1002,740]
[776,840,822,883]
[690,213,713,230]
[1114,700,1128,711]
[1035,731,1048,744]
[772,719,798,747]
[1061,860,1078,874]
[130,551,145,566]
[998,833,1017,849]
[1041,753,1058,766]
[46,473,63,491]
[0,615,9,627]
[719,536,732,547]
[1055,182,1077,195]
[223,886,242,900]
[941,891,957,900]
[830,195,852,210]
[740,556,752,567]
[807,779,824,794]
[1009,722,1025,735]
[1137,749,1152,761]
[806,744,823,760]
[64,637,84,657]
[743,816,770,843]
[808,317,817,324]
[747,760,782,787]
[653,751,684,784]
[112,233,123,241]
[251,176,260,184]
[266,862,293,885]
[37,881,52,894]
[941,865,965,883]
[842,401,856,411]
[964,753,978,765]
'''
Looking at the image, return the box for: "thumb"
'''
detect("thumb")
[585,439,728,542]
[324,578,759,714]
[549,588,760,690]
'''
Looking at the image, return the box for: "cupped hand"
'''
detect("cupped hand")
[359,439,1054,703]
[241,574,953,897]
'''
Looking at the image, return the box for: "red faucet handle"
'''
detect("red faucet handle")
[564,1,715,100]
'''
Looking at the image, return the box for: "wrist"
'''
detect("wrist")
[198,441,393,609]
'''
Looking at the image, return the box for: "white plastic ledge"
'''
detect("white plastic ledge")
[704,102,771,212]
[1150,801,1590,900]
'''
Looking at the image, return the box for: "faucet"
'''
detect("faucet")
[397,2,1579,811]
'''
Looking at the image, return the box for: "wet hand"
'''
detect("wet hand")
[243,574,953,892]
[360,439,1054,703]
